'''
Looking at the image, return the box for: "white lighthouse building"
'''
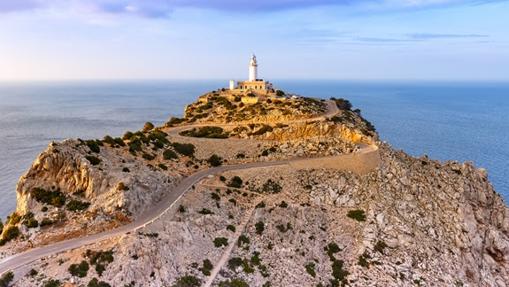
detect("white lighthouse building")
[229,54,273,94]
[248,54,258,81]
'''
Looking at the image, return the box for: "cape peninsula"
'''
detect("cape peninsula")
[0,78,507,287]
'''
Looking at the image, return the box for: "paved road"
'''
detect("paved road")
[0,99,364,278]
[0,160,291,275]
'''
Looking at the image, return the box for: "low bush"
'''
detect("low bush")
[227,176,243,188]
[171,143,195,157]
[86,155,101,166]
[180,126,229,139]
[143,122,155,132]
[43,279,61,287]
[0,271,13,287]
[374,240,387,253]
[142,153,155,161]
[172,275,201,287]
[276,223,292,233]
[22,213,39,228]
[305,262,316,278]
[279,201,288,208]
[67,199,91,212]
[331,259,349,284]
[261,179,282,194]
[237,234,250,247]
[40,218,55,227]
[213,237,228,248]
[255,221,264,235]
[166,117,185,126]
[207,154,222,167]
[227,225,236,232]
[198,208,213,215]
[218,279,249,287]
[32,187,66,207]
[158,163,168,170]
[85,140,101,153]
[330,97,352,110]
[87,278,111,287]
[199,259,213,276]
[227,257,243,270]
[347,209,366,222]
[1,226,19,244]
[163,149,178,160]
[7,212,21,225]
[69,260,89,278]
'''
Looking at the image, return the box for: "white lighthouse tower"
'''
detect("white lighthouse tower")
[248,54,258,82]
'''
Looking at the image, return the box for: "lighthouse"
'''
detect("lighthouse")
[248,54,258,82]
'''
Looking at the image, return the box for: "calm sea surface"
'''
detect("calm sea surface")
[0,80,507,218]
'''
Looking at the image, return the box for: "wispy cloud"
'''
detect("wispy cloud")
[0,0,506,17]
[407,33,489,40]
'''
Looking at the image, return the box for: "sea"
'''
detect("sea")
[0,80,507,218]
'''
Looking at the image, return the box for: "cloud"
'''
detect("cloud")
[0,0,506,17]
[407,33,489,39]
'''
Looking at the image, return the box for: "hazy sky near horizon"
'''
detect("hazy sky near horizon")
[1,0,508,81]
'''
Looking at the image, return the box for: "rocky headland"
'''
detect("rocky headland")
[0,89,507,287]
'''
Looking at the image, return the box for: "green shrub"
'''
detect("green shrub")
[113,137,126,147]
[261,179,282,193]
[198,208,213,215]
[255,221,264,235]
[86,155,101,166]
[171,143,195,157]
[181,126,229,139]
[227,257,243,270]
[374,240,387,253]
[357,251,371,268]
[123,131,134,140]
[207,154,222,167]
[122,167,130,172]
[325,242,342,260]
[0,271,13,287]
[330,97,352,110]
[142,153,155,160]
[255,201,265,208]
[32,187,66,207]
[2,226,20,242]
[103,135,115,146]
[7,212,21,225]
[128,139,143,154]
[40,218,55,227]
[279,201,288,208]
[43,279,61,287]
[305,262,316,278]
[163,149,178,160]
[331,259,349,283]
[88,278,111,287]
[219,278,249,287]
[166,117,185,126]
[199,259,213,276]
[85,140,101,153]
[69,260,89,277]
[227,176,243,188]
[237,234,250,247]
[211,192,220,201]
[227,225,236,232]
[178,205,186,213]
[275,223,292,233]
[143,122,155,132]
[67,199,91,212]
[219,176,226,182]
[347,209,366,222]
[213,237,228,248]
[158,163,168,170]
[23,214,39,228]
[172,275,201,287]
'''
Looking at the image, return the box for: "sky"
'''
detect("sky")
[0,0,508,81]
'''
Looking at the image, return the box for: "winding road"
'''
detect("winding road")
[0,99,379,282]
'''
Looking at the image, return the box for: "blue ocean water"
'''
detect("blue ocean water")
[0,80,507,218]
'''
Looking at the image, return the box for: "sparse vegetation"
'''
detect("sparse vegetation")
[347,209,366,222]
[0,271,14,287]
[88,278,111,287]
[227,224,236,232]
[67,199,91,212]
[198,208,213,215]
[213,237,228,248]
[255,221,264,235]
[163,149,178,160]
[199,259,213,276]
[227,176,243,188]
[171,143,195,157]
[180,126,229,138]
[86,155,102,165]
[305,262,316,278]
[218,279,249,287]
[207,154,223,167]
[261,179,282,193]
[85,140,101,153]
[143,122,155,132]
[69,260,90,277]
[32,187,66,207]
[43,279,61,287]
[237,234,250,247]
[172,275,201,287]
